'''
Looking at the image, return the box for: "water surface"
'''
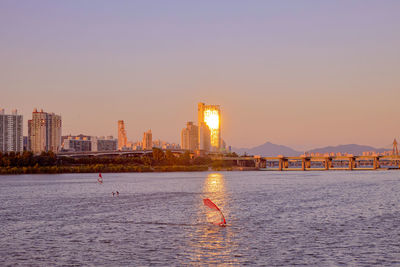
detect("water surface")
[1,171,400,266]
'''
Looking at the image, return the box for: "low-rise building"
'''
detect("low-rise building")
[62,135,92,152]
[94,136,117,151]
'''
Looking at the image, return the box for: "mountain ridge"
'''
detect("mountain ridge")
[232,142,389,156]
[232,142,301,157]
[307,144,388,155]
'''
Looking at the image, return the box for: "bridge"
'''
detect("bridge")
[212,155,400,171]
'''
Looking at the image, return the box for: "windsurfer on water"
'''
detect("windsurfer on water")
[203,198,227,227]
[98,173,103,184]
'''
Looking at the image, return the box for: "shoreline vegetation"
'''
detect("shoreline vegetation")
[0,149,244,175]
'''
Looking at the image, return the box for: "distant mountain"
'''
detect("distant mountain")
[232,142,390,157]
[232,142,301,157]
[307,144,388,156]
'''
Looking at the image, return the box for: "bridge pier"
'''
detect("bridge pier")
[306,160,311,169]
[278,155,285,171]
[349,156,357,170]
[324,157,331,170]
[300,156,310,171]
[254,157,266,168]
[373,156,380,169]
[284,159,289,169]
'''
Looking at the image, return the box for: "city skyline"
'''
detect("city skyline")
[2,105,398,153]
[2,1,400,150]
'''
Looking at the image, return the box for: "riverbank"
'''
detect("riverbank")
[0,164,209,175]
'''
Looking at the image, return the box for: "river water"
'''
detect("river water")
[0,171,399,266]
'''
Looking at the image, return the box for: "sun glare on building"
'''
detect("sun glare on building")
[198,102,221,151]
[203,109,219,130]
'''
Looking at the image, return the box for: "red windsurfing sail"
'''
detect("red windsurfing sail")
[97,173,103,184]
[203,198,221,211]
[203,198,226,226]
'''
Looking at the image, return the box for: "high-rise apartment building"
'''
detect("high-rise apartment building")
[142,129,153,150]
[0,109,23,153]
[27,119,32,151]
[198,122,211,151]
[198,102,221,151]
[181,121,198,151]
[29,109,62,154]
[118,120,127,150]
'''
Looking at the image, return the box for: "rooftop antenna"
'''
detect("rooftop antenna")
[393,138,398,156]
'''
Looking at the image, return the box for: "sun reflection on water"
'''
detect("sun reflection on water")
[204,173,226,194]
[203,173,226,224]
[183,173,239,265]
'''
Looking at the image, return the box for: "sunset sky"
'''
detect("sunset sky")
[1,1,399,150]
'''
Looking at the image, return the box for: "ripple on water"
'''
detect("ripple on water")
[0,171,399,266]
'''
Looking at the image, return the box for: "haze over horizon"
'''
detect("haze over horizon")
[2,1,399,150]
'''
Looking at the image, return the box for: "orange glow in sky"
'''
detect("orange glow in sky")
[2,2,400,149]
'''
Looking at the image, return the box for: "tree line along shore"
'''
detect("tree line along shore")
[0,148,243,175]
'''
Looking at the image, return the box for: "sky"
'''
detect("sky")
[1,1,400,150]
